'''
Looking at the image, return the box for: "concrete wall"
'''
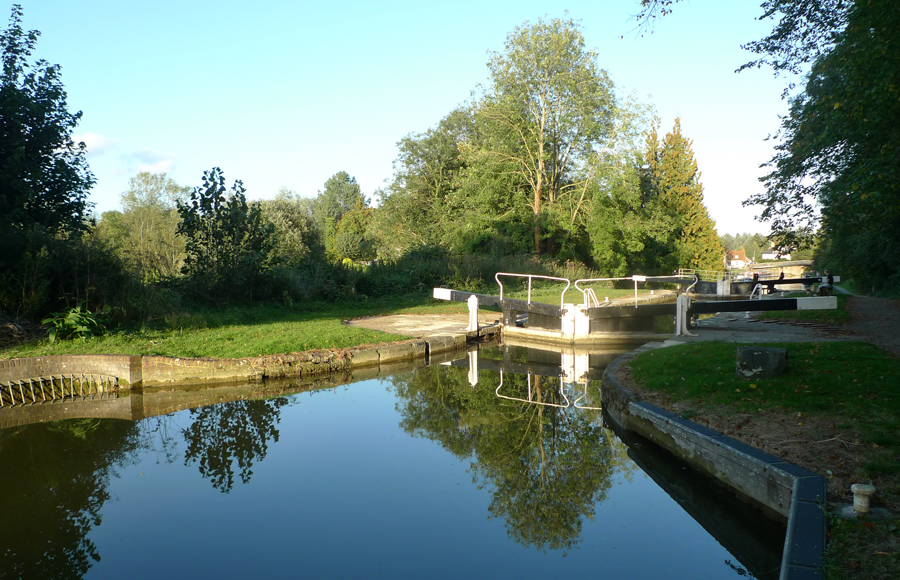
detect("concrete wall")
[602,351,826,580]
[1,334,467,389]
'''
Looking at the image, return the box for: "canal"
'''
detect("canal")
[0,344,784,579]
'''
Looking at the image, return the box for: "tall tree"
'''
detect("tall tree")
[0,5,96,315]
[372,108,474,256]
[0,4,94,245]
[256,188,320,266]
[643,119,724,273]
[176,168,275,302]
[313,171,366,260]
[747,0,900,289]
[472,17,616,254]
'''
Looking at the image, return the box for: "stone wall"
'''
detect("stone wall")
[0,354,142,386]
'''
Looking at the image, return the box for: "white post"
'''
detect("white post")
[676,293,696,337]
[467,350,479,387]
[467,294,479,332]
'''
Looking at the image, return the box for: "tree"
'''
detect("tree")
[176,168,275,302]
[312,171,366,260]
[642,119,724,273]
[256,188,320,266]
[0,5,96,315]
[471,17,616,255]
[98,172,188,283]
[0,5,94,244]
[332,201,374,262]
[747,0,900,289]
[371,108,474,256]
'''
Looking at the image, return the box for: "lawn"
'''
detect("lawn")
[1,296,468,360]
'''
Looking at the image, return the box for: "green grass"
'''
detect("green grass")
[629,342,900,444]
[825,516,900,580]
[629,340,900,579]
[1,295,468,360]
[756,292,852,325]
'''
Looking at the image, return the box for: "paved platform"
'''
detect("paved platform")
[665,312,857,345]
[347,313,500,338]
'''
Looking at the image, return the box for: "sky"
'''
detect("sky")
[18,0,795,235]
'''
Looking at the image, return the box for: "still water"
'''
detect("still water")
[0,345,783,579]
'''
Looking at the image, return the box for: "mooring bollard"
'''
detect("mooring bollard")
[467,294,479,332]
[851,483,876,513]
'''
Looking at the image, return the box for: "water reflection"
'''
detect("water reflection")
[388,345,633,552]
[183,398,288,493]
[0,348,781,579]
[0,419,140,579]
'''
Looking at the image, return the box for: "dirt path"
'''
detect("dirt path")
[844,293,900,357]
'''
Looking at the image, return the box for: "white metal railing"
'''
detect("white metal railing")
[575,274,684,308]
[745,283,765,318]
[495,370,570,408]
[584,288,601,308]
[495,272,571,307]
[574,276,631,307]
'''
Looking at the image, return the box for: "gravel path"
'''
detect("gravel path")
[845,293,900,357]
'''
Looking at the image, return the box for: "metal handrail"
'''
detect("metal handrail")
[495,272,571,308]
[573,276,630,307]
[495,370,571,408]
[570,383,602,411]
[575,274,679,308]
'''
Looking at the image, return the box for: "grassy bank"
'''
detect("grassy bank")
[628,341,900,579]
[0,296,468,359]
[2,285,659,360]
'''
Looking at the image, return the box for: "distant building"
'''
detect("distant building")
[726,249,749,269]
[761,250,791,260]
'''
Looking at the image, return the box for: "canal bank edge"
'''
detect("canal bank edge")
[602,350,826,580]
[0,334,468,387]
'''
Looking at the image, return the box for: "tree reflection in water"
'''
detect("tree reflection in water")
[182,397,289,493]
[389,365,632,552]
[0,419,140,579]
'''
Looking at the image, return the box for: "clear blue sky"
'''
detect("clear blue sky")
[20,0,792,235]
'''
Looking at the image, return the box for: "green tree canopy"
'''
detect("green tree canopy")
[176,168,275,302]
[643,119,724,273]
[0,4,94,248]
[471,16,616,254]
[746,0,899,288]
[256,188,319,267]
[97,172,189,283]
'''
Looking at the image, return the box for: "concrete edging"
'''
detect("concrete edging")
[1,334,469,388]
[602,351,826,580]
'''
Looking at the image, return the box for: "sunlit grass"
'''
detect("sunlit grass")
[1,296,467,359]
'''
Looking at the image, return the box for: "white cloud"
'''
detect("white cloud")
[117,148,177,176]
[74,132,117,157]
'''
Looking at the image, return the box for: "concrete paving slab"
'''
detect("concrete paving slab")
[670,313,857,345]
[347,313,500,338]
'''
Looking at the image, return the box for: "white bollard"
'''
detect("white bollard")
[676,294,697,337]
[467,294,479,332]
